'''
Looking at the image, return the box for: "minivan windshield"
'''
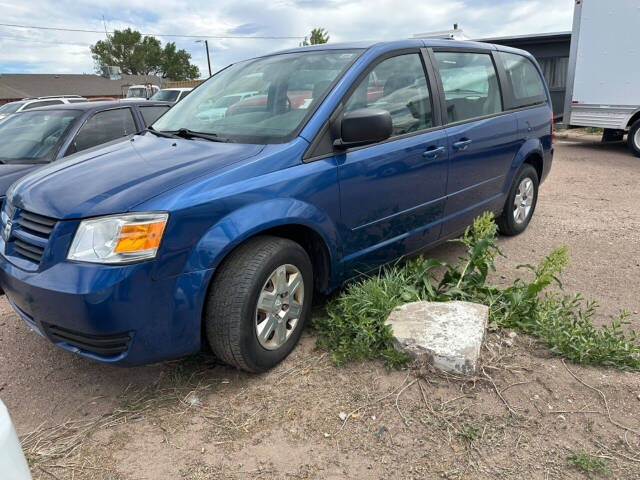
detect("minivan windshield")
[153,50,361,143]
[0,109,81,164]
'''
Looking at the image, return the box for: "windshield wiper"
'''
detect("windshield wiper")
[145,126,179,139]
[172,128,231,143]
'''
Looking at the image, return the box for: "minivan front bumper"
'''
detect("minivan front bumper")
[0,252,212,366]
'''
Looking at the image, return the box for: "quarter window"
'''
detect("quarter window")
[139,106,170,126]
[344,53,434,136]
[434,51,502,123]
[74,108,136,153]
[500,52,547,106]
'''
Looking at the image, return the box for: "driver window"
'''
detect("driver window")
[344,53,433,136]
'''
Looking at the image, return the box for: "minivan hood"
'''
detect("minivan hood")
[8,134,264,219]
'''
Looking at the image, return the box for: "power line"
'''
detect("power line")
[0,34,87,46]
[0,22,305,40]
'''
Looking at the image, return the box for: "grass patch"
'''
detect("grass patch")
[568,451,609,478]
[314,213,640,370]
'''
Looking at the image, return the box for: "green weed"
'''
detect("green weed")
[314,213,640,370]
[567,451,609,478]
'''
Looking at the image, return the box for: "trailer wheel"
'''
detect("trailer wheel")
[628,120,640,157]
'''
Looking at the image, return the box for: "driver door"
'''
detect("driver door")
[336,51,449,277]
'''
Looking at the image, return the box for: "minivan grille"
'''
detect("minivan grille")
[18,210,57,236]
[2,206,58,264]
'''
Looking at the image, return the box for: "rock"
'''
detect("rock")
[385,301,488,375]
[338,411,348,421]
[507,330,518,339]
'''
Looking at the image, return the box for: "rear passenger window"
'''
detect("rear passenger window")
[434,52,502,123]
[344,53,433,136]
[499,52,547,107]
[74,108,137,153]
[139,106,170,126]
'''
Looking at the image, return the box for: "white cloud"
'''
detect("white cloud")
[0,0,575,75]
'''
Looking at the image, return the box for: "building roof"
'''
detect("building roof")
[0,73,162,101]
[475,31,571,45]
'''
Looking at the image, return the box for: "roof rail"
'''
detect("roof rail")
[36,95,85,99]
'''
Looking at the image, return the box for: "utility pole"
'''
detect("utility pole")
[196,39,212,77]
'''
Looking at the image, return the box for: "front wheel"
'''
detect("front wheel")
[496,163,539,236]
[205,236,313,372]
[628,120,640,157]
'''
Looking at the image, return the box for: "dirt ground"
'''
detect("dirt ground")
[1,131,639,479]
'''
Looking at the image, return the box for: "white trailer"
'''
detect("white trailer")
[563,0,640,156]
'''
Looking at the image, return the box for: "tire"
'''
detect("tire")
[496,163,539,236]
[627,120,640,157]
[205,236,313,372]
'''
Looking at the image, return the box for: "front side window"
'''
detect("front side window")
[500,52,547,106]
[434,51,502,123]
[153,50,361,143]
[344,53,434,136]
[0,109,81,163]
[73,108,137,153]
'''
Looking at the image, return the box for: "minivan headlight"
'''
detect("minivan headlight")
[67,213,168,264]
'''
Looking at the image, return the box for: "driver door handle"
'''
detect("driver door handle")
[423,145,446,159]
[452,138,472,151]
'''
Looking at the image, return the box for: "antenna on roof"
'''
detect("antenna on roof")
[102,15,110,40]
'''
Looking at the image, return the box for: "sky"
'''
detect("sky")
[0,0,575,77]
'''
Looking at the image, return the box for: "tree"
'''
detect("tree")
[90,28,200,80]
[161,42,200,81]
[300,28,329,46]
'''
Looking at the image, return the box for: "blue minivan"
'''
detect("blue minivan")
[0,39,552,371]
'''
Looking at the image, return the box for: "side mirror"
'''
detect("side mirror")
[334,108,392,149]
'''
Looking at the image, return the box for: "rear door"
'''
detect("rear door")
[335,50,449,276]
[430,48,521,236]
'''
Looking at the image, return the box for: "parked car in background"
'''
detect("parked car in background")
[150,88,192,103]
[0,39,552,373]
[0,95,87,121]
[0,400,31,480]
[88,97,116,102]
[0,100,171,198]
[124,84,159,100]
[195,91,259,121]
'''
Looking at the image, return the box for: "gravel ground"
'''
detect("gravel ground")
[1,131,639,479]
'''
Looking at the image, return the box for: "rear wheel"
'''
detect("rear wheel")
[204,236,313,372]
[628,120,640,157]
[496,163,539,236]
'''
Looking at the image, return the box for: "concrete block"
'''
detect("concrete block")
[385,301,488,375]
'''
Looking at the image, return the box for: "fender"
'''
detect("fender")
[182,198,341,280]
[503,137,544,194]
